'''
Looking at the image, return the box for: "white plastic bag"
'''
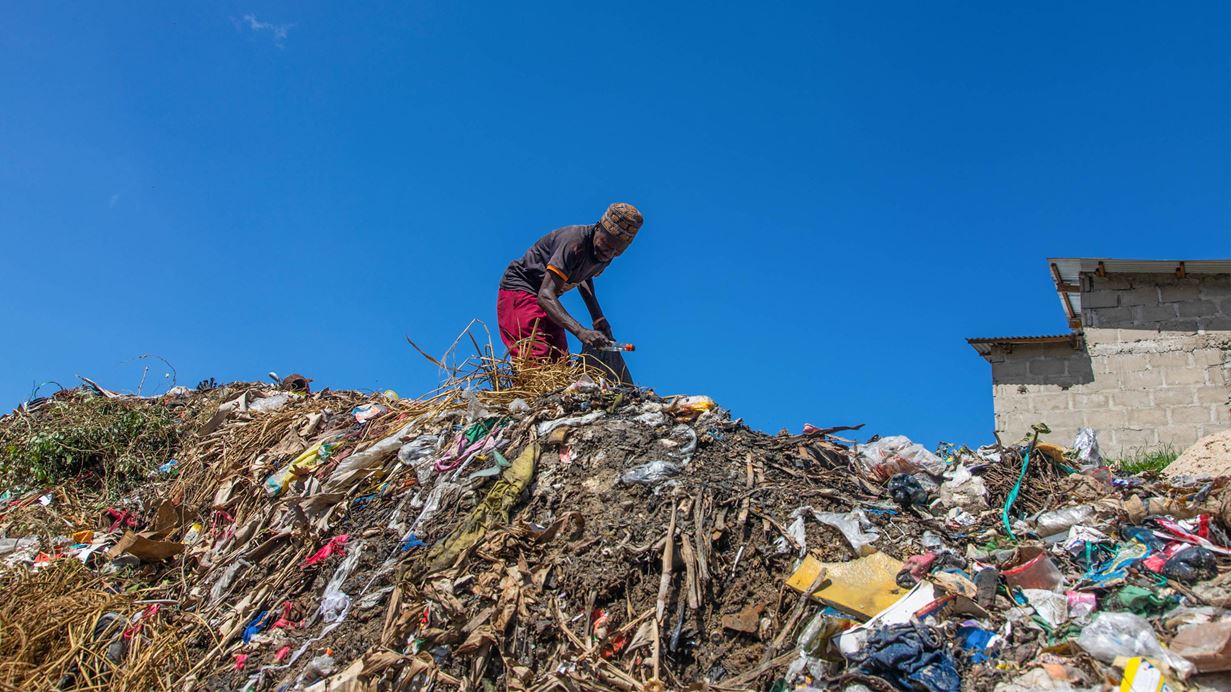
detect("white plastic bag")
[1034,505,1096,538]
[1076,612,1195,679]
[1022,588,1069,627]
[939,466,988,511]
[813,509,880,556]
[784,506,880,557]
[854,436,946,480]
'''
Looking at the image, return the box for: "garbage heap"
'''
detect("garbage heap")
[1,369,1230,692]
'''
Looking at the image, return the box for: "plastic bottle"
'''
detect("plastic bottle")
[597,343,635,352]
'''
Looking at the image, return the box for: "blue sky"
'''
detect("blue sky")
[2,2,1228,448]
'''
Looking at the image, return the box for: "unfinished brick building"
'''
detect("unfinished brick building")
[968,258,1231,455]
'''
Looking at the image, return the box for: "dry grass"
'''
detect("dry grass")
[0,561,210,691]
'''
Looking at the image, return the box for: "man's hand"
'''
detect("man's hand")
[578,328,614,350]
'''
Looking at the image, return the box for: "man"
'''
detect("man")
[497,202,642,359]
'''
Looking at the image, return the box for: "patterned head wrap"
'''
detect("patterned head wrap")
[597,203,642,242]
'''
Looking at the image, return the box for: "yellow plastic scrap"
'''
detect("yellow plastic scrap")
[264,441,324,496]
[786,551,907,620]
[426,443,539,571]
[1035,442,1068,466]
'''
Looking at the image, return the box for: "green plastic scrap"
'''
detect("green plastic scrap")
[1001,449,1030,541]
[1115,584,1176,617]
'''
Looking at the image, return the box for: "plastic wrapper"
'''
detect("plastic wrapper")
[1075,611,1195,679]
[1073,427,1102,467]
[1066,590,1097,618]
[1061,525,1112,555]
[620,460,680,485]
[797,611,853,661]
[855,435,946,480]
[264,441,328,496]
[323,421,419,494]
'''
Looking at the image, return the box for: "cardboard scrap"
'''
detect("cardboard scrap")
[786,551,906,620]
[721,602,766,635]
[1169,621,1231,673]
[108,530,186,562]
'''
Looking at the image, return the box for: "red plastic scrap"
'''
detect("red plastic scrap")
[123,604,161,640]
[301,534,349,569]
[601,633,629,659]
[105,508,140,532]
[272,601,297,629]
[274,646,291,663]
[234,653,248,670]
[903,553,937,580]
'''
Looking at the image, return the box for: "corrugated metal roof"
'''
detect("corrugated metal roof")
[966,333,1077,357]
[1047,258,1231,322]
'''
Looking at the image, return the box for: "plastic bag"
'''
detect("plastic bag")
[1034,505,1096,538]
[1075,611,1195,679]
[1073,427,1102,467]
[317,539,364,626]
[776,514,809,556]
[323,421,419,493]
[1022,588,1069,627]
[855,436,946,480]
[665,396,715,422]
[620,460,680,485]
[938,466,988,511]
[1163,546,1218,584]
[888,473,930,507]
[249,392,292,413]
[536,411,605,436]
[657,424,698,462]
[813,509,880,556]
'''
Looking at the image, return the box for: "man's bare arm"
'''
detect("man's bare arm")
[578,279,611,337]
[539,274,613,349]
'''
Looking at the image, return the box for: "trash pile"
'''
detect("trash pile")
[2,363,1231,691]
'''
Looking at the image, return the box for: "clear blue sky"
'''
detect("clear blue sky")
[2,3,1228,448]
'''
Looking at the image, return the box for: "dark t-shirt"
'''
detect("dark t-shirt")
[499,225,611,295]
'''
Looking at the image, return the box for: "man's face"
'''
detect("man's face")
[594,228,631,262]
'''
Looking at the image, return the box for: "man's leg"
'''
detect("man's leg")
[497,290,569,359]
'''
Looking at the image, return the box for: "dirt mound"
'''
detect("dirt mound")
[1164,428,1231,479]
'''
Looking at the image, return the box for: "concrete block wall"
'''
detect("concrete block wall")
[987,272,1230,455]
[1082,272,1231,332]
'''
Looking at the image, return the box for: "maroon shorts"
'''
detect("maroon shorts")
[496,289,568,359]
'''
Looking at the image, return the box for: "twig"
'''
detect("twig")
[652,501,678,684]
